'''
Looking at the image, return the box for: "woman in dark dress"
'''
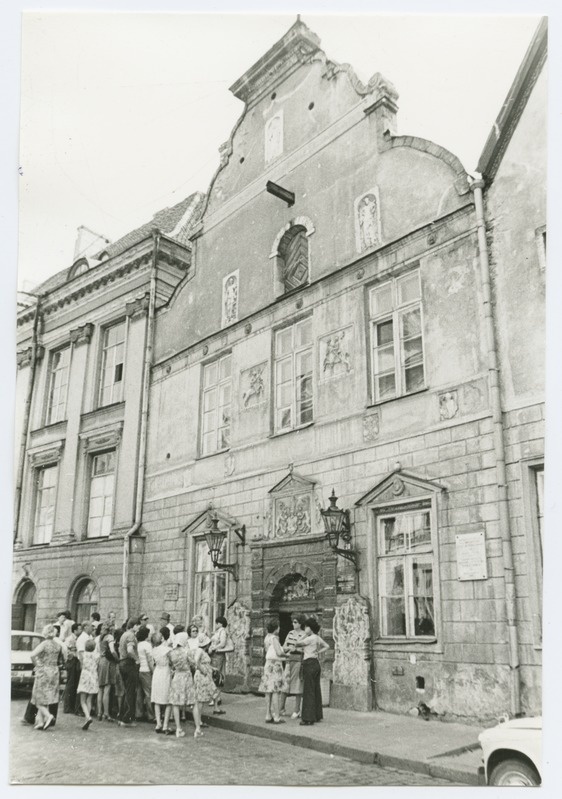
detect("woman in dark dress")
[293,617,329,726]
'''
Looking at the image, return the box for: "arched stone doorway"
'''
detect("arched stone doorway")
[269,573,320,644]
[12,580,37,631]
[71,577,99,623]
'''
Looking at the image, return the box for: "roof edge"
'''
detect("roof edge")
[477,17,547,181]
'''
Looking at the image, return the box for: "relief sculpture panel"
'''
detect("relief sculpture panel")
[274,493,311,539]
[333,595,371,687]
[226,599,251,679]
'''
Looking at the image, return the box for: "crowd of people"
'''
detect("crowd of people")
[23,610,330,737]
[24,611,231,739]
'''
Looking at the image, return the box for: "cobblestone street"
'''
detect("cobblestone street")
[10,699,462,786]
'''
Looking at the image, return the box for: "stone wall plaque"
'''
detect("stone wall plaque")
[164,583,179,600]
[455,531,488,581]
[240,362,267,409]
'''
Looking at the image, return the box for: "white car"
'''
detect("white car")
[478,716,542,786]
[11,630,45,692]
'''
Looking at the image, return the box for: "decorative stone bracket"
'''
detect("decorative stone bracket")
[69,322,94,346]
[79,422,123,453]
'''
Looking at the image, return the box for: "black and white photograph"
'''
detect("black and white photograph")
[3,0,558,791]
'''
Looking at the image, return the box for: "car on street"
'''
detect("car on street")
[478,716,542,786]
[11,630,44,693]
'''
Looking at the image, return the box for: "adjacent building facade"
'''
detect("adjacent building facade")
[12,18,546,722]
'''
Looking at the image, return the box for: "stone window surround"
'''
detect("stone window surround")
[94,315,129,412]
[520,456,544,650]
[367,265,426,404]
[27,441,64,548]
[361,483,444,653]
[269,217,315,299]
[78,423,123,541]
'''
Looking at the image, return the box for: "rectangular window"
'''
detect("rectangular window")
[377,506,435,638]
[33,465,58,545]
[201,354,232,456]
[369,269,425,402]
[193,539,227,633]
[47,347,70,424]
[274,318,313,433]
[99,322,126,407]
[87,451,116,538]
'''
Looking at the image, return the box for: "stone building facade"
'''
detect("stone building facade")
[12,194,204,631]
[12,19,546,722]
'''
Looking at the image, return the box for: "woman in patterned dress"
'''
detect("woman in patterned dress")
[30,624,63,731]
[258,621,288,724]
[167,631,196,738]
[279,614,306,718]
[191,632,217,738]
[151,631,172,734]
[77,639,100,730]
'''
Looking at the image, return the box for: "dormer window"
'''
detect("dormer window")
[279,226,309,293]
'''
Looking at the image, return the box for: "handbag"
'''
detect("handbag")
[221,635,234,653]
[212,668,225,688]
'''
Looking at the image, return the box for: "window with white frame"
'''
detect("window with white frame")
[274,317,313,433]
[376,503,435,638]
[201,354,231,456]
[87,450,116,538]
[369,269,425,402]
[99,321,126,407]
[46,347,70,424]
[193,538,227,633]
[33,465,58,545]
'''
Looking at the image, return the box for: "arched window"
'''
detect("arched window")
[279,225,309,293]
[12,581,37,631]
[72,579,99,623]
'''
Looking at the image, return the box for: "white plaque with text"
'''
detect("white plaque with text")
[455,531,488,581]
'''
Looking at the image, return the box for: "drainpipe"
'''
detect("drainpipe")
[13,296,42,545]
[471,177,521,717]
[122,231,160,619]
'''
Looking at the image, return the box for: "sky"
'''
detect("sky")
[16,11,542,291]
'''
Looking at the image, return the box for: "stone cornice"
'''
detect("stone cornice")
[79,421,123,453]
[16,345,44,369]
[28,440,64,467]
[17,236,191,327]
[69,322,94,345]
[230,19,320,106]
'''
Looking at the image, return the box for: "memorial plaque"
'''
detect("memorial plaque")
[164,583,179,600]
[455,531,488,580]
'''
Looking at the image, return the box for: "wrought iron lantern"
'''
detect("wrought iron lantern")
[203,514,246,581]
[321,489,359,570]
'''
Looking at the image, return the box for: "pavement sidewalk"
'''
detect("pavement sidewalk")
[198,694,483,785]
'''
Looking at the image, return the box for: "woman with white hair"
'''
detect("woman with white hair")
[30,624,63,730]
[167,631,196,738]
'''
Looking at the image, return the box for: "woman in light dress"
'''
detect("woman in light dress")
[188,626,216,738]
[30,624,63,731]
[258,620,288,724]
[151,630,172,734]
[77,639,100,730]
[293,617,329,726]
[167,631,196,738]
[279,614,306,718]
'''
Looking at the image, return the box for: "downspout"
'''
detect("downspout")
[471,177,521,717]
[122,231,159,619]
[13,296,42,545]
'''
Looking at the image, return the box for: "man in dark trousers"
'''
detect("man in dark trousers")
[117,617,141,727]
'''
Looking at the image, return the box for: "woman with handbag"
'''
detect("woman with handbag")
[258,620,288,724]
[167,631,196,738]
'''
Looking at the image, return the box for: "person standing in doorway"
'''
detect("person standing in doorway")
[294,617,329,726]
[279,615,306,718]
